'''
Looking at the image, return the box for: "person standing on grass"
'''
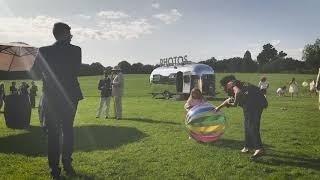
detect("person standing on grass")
[19,82,30,96]
[111,66,124,120]
[96,71,112,119]
[309,79,317,96]
[10,82,18,95]
[29,81,38,108]
[258,77,269,95]
[289,78,298,99]
[32,22,83,179]
[316,68,320,110]
[215,75,268,159]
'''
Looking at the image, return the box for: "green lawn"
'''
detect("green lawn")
[0,73,319,179]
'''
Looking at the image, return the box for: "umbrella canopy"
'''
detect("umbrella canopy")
[0,42,38,71]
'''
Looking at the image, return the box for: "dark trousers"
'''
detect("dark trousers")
[30,95,36,108]
[243,108,263,149]
[45,98,78,171]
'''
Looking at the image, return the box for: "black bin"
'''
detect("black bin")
[4,94,31,129]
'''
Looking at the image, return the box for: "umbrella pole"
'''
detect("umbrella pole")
[7,55,16,72]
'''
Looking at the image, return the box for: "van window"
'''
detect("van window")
[152,74,161,82]
[202,74,213,80]
[183,75,190,83]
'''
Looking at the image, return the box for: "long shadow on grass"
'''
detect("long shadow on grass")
[122,117,181,126]
[0,125,146,156]
[254,150,320,171]
[210,139,319,170]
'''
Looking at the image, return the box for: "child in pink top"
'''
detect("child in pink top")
[184,88,206,139]
[184,88,206,111]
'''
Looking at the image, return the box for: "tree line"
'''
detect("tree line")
[200,39,319,74]
[0,61,156,80]
[0,38,319,79]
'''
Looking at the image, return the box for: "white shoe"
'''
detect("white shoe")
[251,149,265,159]
[241,147,249,153]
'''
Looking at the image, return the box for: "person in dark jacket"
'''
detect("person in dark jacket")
[10,82,18,95]
[19,82,30,96]
[96,71,112,118]
[32,22,83,179]
[29,81,38,108]
[215,75,268,159]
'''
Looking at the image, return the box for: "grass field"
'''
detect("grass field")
[0,73,319,179]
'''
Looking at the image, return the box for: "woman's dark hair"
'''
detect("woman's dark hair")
[289,77,296,85]
[261,77,267,82]
[220,75,236,87]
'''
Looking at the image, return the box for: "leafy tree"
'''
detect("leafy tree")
[89,62,105,75]
[118,61,132,74]
[243,50,252,61]
[257,43,278,65]
[131,63,144,74]
[242,50,257,72]
[303,38,320,71]
[278,51,287,58]
[142,64,155,74]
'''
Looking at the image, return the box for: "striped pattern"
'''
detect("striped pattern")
[185,103,226,143]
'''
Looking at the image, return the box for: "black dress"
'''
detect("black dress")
[233,81,268,149]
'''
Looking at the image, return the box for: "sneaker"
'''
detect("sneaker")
[96,116,100,118]
[251,149,265,159]
[241,147,249,153]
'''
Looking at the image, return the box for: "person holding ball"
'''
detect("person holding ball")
[215,75,268,159]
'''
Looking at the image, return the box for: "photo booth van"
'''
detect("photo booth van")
[149,63,215,99]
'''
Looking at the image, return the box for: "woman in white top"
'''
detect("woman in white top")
[258,77,269,95]
[309,80,317,96]
[289,78,298,99]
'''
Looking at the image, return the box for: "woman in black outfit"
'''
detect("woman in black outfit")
[215,75,268,159]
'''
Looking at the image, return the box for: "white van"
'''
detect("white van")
[150,63,215,99]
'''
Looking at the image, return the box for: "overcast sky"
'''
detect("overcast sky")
[0,0,319,66]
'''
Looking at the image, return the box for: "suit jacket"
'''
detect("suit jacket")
[33,41,83,104]
[98,78,112,97]
[112,73,124,97]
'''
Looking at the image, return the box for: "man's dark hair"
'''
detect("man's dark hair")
[53,22,71,39]
[220,75,236,87]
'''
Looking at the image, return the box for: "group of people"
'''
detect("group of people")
[5,21,320,180]
[96,67,124,120]
[257,76,319,99]
[0,81,38,110]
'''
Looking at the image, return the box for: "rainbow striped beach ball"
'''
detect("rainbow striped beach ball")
[185,103,226,143]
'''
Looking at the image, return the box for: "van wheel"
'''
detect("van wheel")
[163,91,171,99]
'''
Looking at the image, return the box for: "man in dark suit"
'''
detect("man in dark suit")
[33,22,83,179]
